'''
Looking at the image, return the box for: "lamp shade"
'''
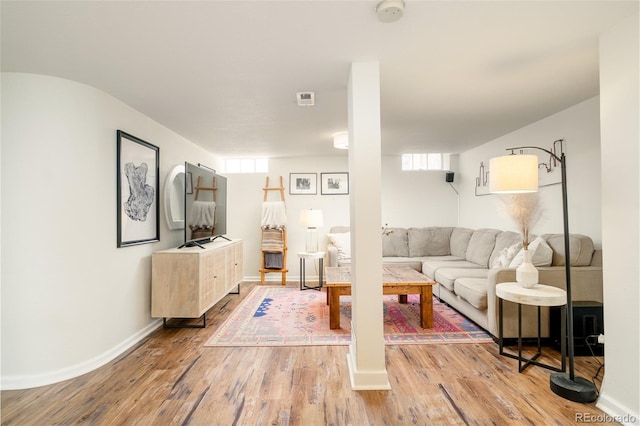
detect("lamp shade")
[489,154,539,193]
[300,209,323,228]
[333,132,349,149]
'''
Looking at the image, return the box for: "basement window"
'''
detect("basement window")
[224,158,269,173]
[402,153,450,171]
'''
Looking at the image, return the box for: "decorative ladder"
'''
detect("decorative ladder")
[259,176,288,285]
[190,175,217,239]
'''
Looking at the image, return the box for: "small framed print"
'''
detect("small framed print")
[289,173,317,195]
[321,172,349,195]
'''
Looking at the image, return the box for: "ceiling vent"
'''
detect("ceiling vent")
[296,92,315,107]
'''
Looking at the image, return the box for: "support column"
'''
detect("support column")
[346,61,389,390]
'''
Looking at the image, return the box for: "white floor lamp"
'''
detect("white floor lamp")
[489,143,598,403]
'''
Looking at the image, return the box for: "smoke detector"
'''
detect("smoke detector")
[296,92,315,107]
[376,0,405,23]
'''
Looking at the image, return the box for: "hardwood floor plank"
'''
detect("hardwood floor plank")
[1,282,609,425]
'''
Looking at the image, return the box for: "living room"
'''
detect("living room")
[1,1,638,424]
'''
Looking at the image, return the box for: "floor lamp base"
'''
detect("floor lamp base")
[550,373,598,403]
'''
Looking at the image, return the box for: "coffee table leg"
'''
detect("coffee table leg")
[329,287,341,329]
[420,285,433,328]
[398,294,408,304]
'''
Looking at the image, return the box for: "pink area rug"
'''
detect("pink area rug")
[204,286,493,347]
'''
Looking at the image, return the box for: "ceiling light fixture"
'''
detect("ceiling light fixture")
[333,132,349,149]
[376,0,405,23]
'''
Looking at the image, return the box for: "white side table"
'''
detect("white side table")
[496,282,567,373]
[297,251,325,291]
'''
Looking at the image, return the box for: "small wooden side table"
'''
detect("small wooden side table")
[297,251,325,291]
[496,282,567,373]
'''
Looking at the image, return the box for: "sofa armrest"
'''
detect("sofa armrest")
[326,245,339,267]
[535,266,604,302]
[486,266,603,337]
[486,268,516,336]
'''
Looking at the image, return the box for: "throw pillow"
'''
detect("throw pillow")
[491,242,522,268]
[328,232,351,261]
[509,236,553,268]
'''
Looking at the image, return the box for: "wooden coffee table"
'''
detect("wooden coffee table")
[324,266,436,330]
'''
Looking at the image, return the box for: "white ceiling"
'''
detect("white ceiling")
[2,1,638,158]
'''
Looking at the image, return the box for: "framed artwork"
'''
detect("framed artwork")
[321,172,349,195]
[289,173,317,195]
[117,130,160,247]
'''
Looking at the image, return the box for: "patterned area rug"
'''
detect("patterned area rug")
[204,286,493,347]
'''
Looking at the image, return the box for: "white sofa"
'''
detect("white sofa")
[325,226,603,339]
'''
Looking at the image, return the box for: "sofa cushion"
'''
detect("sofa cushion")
[450,227,474,258]
[542,234,595,266]
[327,232,351,262]
[489,231,522,268]
[465,229,501,267]
[509,236,553,267]
[382,257,423,272]
[454,278,488,310]
[382,228,409,257]
[408,227,454,257]
[435,268,490,291]
[423,260,483,281]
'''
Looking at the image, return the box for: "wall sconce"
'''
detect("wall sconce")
[333,132,349,149]
[300,209,324,253]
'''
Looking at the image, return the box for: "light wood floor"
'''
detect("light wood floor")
[2,282,608,425]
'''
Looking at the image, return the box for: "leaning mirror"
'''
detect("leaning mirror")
[164,164,185,230]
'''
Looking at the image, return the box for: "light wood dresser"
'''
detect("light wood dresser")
[152,239,243,327]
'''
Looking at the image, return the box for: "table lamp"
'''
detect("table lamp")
[300,209,323,253]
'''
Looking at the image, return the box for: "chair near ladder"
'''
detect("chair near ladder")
[259,176,288,285]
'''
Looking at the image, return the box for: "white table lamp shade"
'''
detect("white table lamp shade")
[300,209,323,228]
[489,154,539,193]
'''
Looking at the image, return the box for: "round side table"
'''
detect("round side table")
[496,282,567,373]
[297,251,325,291]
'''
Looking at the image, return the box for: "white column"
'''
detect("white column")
[597,13,639,420]
[346,61,389,390]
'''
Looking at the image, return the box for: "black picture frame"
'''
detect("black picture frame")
[321,172,349,195]
[289,173,317,195]
[117,130,160,247]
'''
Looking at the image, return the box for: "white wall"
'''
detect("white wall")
[597,14,639,423]
[0,73,217,389]
[458,97,603,246]
[227,155,459,281]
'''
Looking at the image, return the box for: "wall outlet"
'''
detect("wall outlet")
[598,334,605,344]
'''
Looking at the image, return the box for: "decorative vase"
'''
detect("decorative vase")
[516,248,538,288]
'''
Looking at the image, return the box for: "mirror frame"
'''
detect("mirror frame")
[164,164,185,230]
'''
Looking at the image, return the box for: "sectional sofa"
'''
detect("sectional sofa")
[325,226,603,339]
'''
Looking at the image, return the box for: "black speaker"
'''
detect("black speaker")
[445,171,455,183]
[551,301,604,356]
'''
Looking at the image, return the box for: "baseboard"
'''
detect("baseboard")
[246,274,319,283]
[346,352,391,391]
[596,392,640,425]
[500,337,556,347]
[1,319,163,390]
